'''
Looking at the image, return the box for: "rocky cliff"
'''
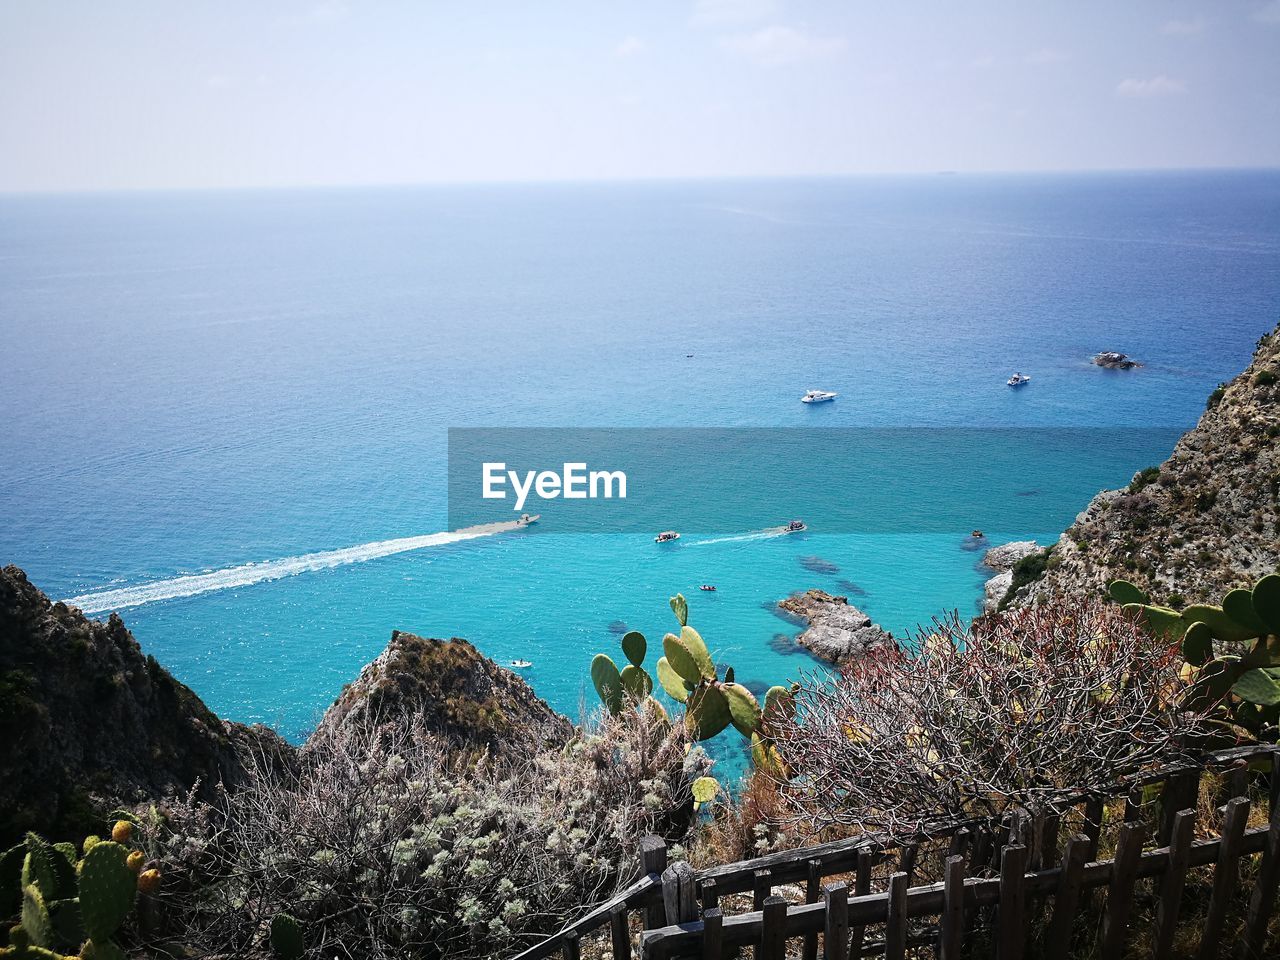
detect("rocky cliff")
[1010,326,1280,607]
[316,630,571,751]
[0,565,289,845]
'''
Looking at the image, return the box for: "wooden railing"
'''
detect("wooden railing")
[510,745,1280,960]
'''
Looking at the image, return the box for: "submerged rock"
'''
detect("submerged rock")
[776,589,894,665]
[798,556,841,575]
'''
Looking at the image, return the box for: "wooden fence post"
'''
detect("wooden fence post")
[1098,820,1147,960]
[885,872,908,960]
[1159,770,1200,846]
[609,901,631,960]
[1153,809,1196,960]
[760,896,787,960]
[1083,797,1105,861]
[702,907,723,960]
[640,836,668,930]
[753,868,773,911]
[662,862,698,927]
[940,855,966,960]
[1044,834,1090,960]
[998,844,1028,960]
[562,929,581,960]
[823,882,849,960]
[700,877,720,913]
[848,849,872,958]
[1243,754,1280,959]
[1197,797,1250,960]
[802,859,822,960]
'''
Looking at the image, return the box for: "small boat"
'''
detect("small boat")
[1007,373,1031,388]
[517,513,540,526]
[510,659,533,669]
[655,531,680,543]
[971,530,985,539]
[785,520,807,533]
[801,389,838,404]
[699,585,717,592]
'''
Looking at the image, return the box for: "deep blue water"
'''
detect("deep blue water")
[2,172,1277,770]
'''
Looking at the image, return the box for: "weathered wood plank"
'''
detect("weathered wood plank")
[702,907,722,960]
[609,902,630,960]
[663,862,698,926]
[562,929,581,960]
[1099,820,1146,960]
[1196,796,1250,960]
[802,859,822,960]
[753,869,772,911]
[760,896,787,960]
[998,844,1028,960]
[641,837,668,930]
[848,849,872,958]
[700,877,720,913]
[1244,754,1280,960]
[884,872,908,960]
[823,883,849,960]
[1159,770,1200,846]
[1153,809,1195,960]
[1043,834,1089,960]
[939,855,966,960]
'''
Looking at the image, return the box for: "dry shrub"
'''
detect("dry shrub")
[772,600,1200,842]
[144,704,707,960]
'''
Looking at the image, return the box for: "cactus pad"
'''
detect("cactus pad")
[79,841,135,943]
[621,631,647,667]
[590,654,624,715]
[270,912,306,960]
[655,657,689,702]
[21,884,54,948]
[1251,574,1280,634]
[722,683,762,736]
[619,664,653,698]
[685,684,731,740]
[669,593,688,627]
[678,626,716,679]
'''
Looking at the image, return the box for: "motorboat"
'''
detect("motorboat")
[699,585,717,592]
[517,513,540,526]
[655,531,680,543]
[801,390,838,404]
[510,659,533,669]
[1007,373,1031,387]
[785,520,807,533]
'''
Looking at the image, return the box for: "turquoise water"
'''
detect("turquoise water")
[2,172,1278,765]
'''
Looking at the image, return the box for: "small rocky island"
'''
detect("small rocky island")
[777,589,895,665]
[1093,351,1142,369]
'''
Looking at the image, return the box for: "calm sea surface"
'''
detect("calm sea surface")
[2,172,1278,771]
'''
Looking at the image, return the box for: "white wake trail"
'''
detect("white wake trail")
[66,520,525,614]
[687,527,790,547]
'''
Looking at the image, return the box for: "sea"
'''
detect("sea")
[2,171,1278,775]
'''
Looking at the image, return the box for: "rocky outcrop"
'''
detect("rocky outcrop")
[777,590,895,665]
[316,631,571,753]
[980,541,1040,612]
[1016,326,1280,607]
[0,565,289,845]
[1094,352,1142,370]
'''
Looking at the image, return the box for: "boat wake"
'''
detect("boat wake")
[687,527,791,548]
[65,520,527,614]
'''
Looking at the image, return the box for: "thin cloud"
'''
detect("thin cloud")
[1255,0,1280,23]
[1161,17,1206,35]
[615,36,646,57]
[720,25,847,66]
[691,0,778,27]
[1025,48,1069,65]
[1116,75,1187,98]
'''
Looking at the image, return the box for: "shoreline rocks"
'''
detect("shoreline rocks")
[980,540,1040,613]
[777,589,895,665]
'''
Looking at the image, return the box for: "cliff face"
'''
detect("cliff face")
[316,631,572,752]
[0,565,289,845]
[1016,326,1280,607]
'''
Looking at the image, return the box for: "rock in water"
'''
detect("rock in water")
[316,631,571,752]
[982,540,1041,574]
[776,589,895,665]
[0,564,289,846]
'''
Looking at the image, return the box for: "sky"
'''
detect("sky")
[2,0,1279,192]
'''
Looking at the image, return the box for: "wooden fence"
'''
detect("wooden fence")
[511,745,1280,960]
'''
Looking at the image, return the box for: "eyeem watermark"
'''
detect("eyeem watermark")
[482,462,628,511]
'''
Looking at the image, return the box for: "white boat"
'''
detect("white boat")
[655,530,680,543]
[1007,373,1031,387]
[517,513,540,526]
[510,659,533,669]
[801,390,838,404]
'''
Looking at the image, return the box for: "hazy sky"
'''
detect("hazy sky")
[3,1,1280,191]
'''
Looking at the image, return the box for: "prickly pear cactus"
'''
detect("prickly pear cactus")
[1111,572,1280,740]
[270,912,306,960]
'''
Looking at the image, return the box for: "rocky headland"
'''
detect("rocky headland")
[777,589,895,665]
[979,540,1041,613]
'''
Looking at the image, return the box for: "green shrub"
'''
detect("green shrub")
[1129,465,1160,493]
[1256,368,1278,387]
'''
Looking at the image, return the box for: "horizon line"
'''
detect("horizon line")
[3,163,1279,199]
